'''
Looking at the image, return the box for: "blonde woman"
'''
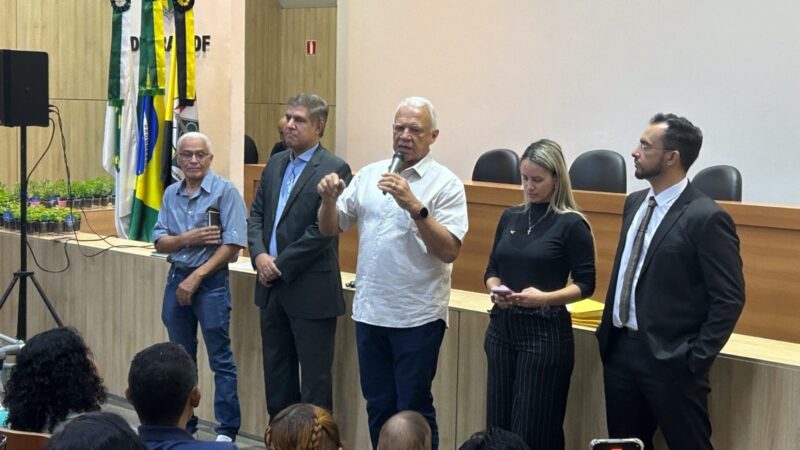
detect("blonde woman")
[483,139,596,450]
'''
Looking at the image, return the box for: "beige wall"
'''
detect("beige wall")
[336,0,800,205]
[245,0,337,162]
[0,1,245,190]
[0,0,110,185]
[195,1,246,188]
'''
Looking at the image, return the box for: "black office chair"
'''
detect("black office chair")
[692,165,742,201]
[472,149,521,184]
[244,134,259,164]
[569,149,626,193]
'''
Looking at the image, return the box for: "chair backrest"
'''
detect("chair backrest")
[244,134,259,164]
[0,428,50,450]
[569,149,626,193]
[692,164,742,201]
[472,148,521,184]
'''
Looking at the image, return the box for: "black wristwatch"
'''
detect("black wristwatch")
[413,206,429,221]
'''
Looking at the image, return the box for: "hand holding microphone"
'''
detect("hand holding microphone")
[382,152,405,195]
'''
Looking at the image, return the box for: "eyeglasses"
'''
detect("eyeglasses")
[178,151,211,161]
[392,124,426,137]
[637,142,675,152]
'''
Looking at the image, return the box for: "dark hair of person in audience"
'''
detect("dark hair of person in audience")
[2,326,107,433]
[377,410,431,450]
[264,403,343,450]
[458,428,531,450]
[126,342,198,427]
[649,112,703,171]
[44,412,146,450]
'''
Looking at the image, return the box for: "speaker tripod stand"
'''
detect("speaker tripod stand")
[0,126,63,341]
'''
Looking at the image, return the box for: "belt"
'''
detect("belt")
[171,265,227,277]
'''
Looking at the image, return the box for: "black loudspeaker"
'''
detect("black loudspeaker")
[0,49,49,127]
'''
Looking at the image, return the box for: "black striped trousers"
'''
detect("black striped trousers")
[484,305,575,450]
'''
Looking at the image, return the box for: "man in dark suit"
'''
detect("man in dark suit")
[247,93,351,418]
[596,113,745,450]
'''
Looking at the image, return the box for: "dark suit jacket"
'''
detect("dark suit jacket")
[247,145,352,319]
[270,141,288,158]
[596,183,745,375]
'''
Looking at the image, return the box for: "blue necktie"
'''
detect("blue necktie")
[280,162,299,204]
[269,160,301,257]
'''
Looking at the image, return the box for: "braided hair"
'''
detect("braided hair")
[264,403,342,450]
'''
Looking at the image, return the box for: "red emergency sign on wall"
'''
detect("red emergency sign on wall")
[306,40,317,55]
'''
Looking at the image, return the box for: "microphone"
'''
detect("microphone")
[387,152,404,174]
[383,153,405,195]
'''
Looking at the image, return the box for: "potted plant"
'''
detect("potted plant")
[0,188,10,228]
[64,211,81,233]
[1,208,11,230]
[39,208,58,233]
[28,180,43,206]
[52,179,70,207]
[51,206,68,233]
[100,176,115,206]
[26,204,43,234]
[87,177,114,207]
[71,181,90,209]
[9,205,21,231]
[38,180,59,207]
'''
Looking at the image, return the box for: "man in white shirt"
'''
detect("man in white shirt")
[596,113,745,450]
[317,97,468,450]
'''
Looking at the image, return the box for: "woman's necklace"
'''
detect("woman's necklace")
[527,207,548,235]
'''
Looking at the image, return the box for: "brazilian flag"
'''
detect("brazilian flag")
[129,0,167,242]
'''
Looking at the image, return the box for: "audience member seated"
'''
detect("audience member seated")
[264,403,342,450]
[377,411,431,450]
[458,428,530,450]
[126,342,236,449]
[44,412,146,450]
[2,327,106,433]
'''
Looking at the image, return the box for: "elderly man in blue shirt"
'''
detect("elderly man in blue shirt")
[153,131,247,443]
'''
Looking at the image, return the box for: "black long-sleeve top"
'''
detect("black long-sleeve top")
[484,203,596,302]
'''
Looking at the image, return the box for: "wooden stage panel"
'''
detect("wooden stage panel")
[1,233,799,449]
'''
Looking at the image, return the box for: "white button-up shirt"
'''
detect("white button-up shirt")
[613,178,688,329]
[337,153,469,328]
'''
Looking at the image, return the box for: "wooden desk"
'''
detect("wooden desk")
[244,166,800,342]
[1,232,798,448]
[336,180,800,344]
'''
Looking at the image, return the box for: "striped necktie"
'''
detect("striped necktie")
[619,196,657,325]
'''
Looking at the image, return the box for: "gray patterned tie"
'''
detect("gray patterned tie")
[619,196,657,325]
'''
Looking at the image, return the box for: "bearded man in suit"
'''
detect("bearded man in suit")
[596,113,745,450]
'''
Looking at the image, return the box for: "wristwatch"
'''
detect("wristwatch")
[413,206,429,221]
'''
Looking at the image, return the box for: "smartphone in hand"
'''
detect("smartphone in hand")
[206,207,222,240]
[490,285,513,295]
